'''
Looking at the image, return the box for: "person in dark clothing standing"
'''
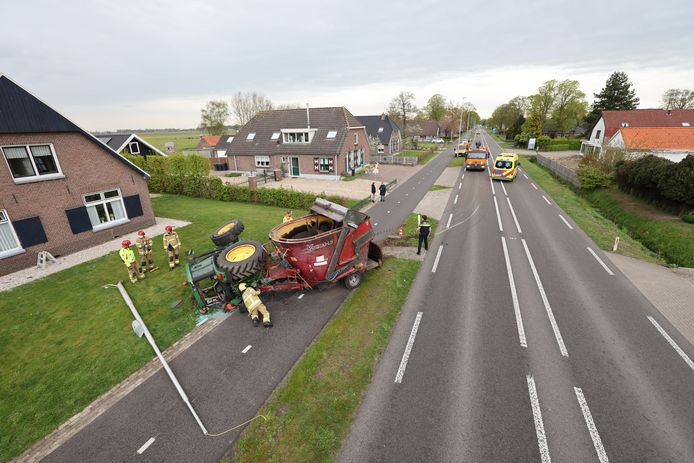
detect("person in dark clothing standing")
[416,215,431,255]
[379,182,387,202]
[371,182,377,202]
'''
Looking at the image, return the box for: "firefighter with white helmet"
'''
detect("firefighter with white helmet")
[239,282,272,327]
[119,240,142,283]
[162,225,181,269]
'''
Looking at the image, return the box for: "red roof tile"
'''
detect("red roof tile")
[602,109,694,140]
[617,127,694,150]
[196,135,221,149]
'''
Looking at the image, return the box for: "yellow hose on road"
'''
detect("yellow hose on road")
[206,414,269,437]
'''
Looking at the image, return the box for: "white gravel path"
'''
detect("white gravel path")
[0,217,191,293]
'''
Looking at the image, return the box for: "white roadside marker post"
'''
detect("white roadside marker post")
[613,236,620,252]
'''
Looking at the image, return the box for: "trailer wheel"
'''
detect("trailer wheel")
[216,240,267,281]
[211,220,245,247]
[342,271,363,289]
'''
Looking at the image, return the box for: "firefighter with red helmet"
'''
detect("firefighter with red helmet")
[135,230,155,272]
[119,240,142,283]
[162,225,181,269]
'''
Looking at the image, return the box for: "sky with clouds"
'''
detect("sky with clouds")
[2,0,693,130]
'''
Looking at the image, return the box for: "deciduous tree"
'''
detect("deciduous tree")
[424,94,447,121]
[200,100,229,135]
[387,91,417,136]
[662,89,694,110]
[231,92,274,125]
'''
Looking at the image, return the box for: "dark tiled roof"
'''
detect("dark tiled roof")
[227,107,362,156]
[601,109,694,140]
[97,134,131,151]
[215,134,236,150]
[0,74,149,177]
[357,115,401,145]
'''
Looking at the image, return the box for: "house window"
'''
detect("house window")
[128,141,140,154]
[0,209,23,259]
[377,145,385,154]
[595,130,602,140]
[620,122,629,128]
[83,189,128,231]
[255,156,270,168]
[378,127,384,133]
[326,130,337,139]
[683,122,691,127]
[227,136,234,143]
[271,132,281,140]
[1,144,62,182]
[319,158,331,172]
[354,133,358,145]
[246,133,256,140]
[283,131,312,143]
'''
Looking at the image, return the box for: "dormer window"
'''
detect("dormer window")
[621,122,629,128]
[271,132,281,140]
[281,129,316,144]
[246,133,256,140]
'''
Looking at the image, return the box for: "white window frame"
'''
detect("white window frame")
[595,129,602,140]
[83,189,129,232]
[246,133,256,140]
[354,133,358,145]
[255,156,271,168]
[326,130,337,139]
[1,143,64,184]
[318,157,331,172]
[0,209,24,259]
[128,141,141,154]
[377,145,385,154]
[281,128,317,144]
[378,127,384,133]
[270,132,281,140]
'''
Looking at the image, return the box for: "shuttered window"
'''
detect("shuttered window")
[83,189,129,231]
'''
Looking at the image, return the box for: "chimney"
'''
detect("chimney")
[306,103,310,129]
[381,113,386,121]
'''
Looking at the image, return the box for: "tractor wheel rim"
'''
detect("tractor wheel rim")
[217,222,237,235]
[226,244,256,262]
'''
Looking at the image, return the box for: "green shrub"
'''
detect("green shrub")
[537,135,551,150]
[578,165,613,189]
[546,144,570,151]
[683,214,694,224]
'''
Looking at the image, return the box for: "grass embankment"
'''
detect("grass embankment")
[139,130,205,155]
[385,213,439,248]
[520,156,665,265]
[228,258,419,463]
[583,188,694,268]
[0,195,303,462]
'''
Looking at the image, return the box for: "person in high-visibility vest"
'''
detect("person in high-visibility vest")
[119,240,142,283]
[239,282,272,327]
[282,210,293,223]
[135,230,155,272]
[162,225,181,269]
[416,215,431,255]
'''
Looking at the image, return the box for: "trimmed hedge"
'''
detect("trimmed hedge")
[125,154,353,209]
[615,155,694,214]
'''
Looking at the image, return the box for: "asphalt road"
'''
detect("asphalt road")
[339,131,694,462]
[42,141,457,462]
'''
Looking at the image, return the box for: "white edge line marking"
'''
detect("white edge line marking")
[298,293,304,299]
[446,213,453,229]
[542,195,551,205]
[493,196,503,232]
[648,316,694,371]
[506,197,522,234]
[242,345,252,354]
[558,214,574,230]
[137,437,156,455]
[454,194,459,205]
[522,239,568,357]
[574,387,609,463]
[431,245,444,273]
[501,237,527,347]
[394,312,423,383]
[461,174,465,179]
[527,375,551,463]
[531,182,538,190]
[523,173,529,179]
[501,181,508,196]
[587,247,614,275]
[489,177,496,195]
[458,182,462,190]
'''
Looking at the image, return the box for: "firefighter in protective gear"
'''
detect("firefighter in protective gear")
[163,225,181,269]
[119,240,142,283]
[239,282,272,327]
[135,230,155,272]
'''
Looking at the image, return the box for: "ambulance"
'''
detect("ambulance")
[490,153,520,181]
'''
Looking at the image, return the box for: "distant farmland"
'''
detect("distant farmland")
[139,130,204,154]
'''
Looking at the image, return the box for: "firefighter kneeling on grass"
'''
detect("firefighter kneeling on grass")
[162,225,181,270]
[239,283,272,328]
[119,240,144,283]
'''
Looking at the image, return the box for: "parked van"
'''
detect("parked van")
[491,153,519,181]
[454,141,469,157]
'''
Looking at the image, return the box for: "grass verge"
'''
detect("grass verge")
[520,156,665,265]
[429,184,450,191]
[489,132,515,149]
[0,195,305,462]
[449,157,466,167]
[227,258,420,463]
[385,213,439,248]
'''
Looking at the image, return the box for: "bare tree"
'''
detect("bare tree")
[231,92,274,125]
[275,103,303,110]
[662,88,694,110]
[387,91,417,136]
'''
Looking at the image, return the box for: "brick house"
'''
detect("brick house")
[357,114,402,155]
[581,109,694,155]
[0,75,155,276]
[224,107,371,179]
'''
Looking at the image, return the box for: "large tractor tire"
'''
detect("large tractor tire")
[211,219,245,247]
[216,240,267,281]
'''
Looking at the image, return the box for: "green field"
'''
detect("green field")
[0,195,304,462]
[139,130,205,154]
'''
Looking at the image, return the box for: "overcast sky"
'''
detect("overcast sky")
[2,0,693,130]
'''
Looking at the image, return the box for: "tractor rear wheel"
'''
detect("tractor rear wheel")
[216,240,267,281]
[211,219,245,247]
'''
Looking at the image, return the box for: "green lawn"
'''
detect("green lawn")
[0,195,304,462]
[139,130,205,155]
[386,213,439,248]
[520,157,665,265]
[229,257,420,463]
